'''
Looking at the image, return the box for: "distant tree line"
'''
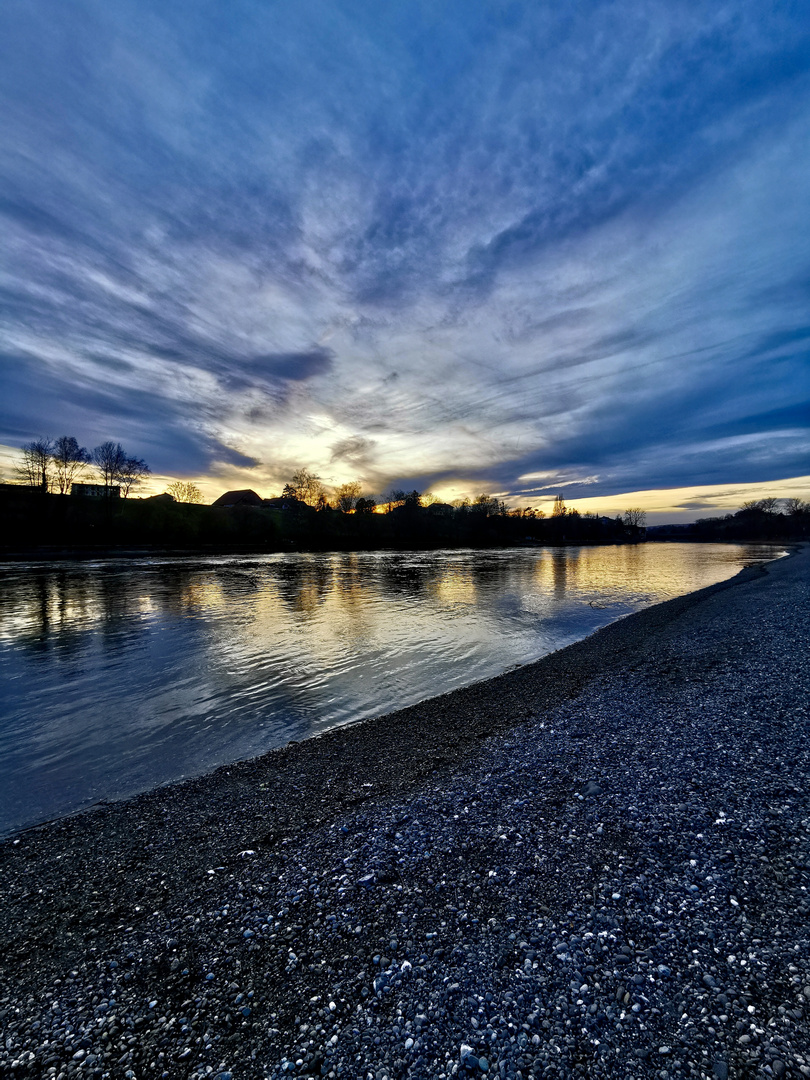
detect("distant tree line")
[651,497,809,542]
[278,468,647,526]
[263,475,647,549]
[2,448,651,552]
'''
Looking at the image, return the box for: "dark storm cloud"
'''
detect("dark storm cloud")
[1,1,808,498]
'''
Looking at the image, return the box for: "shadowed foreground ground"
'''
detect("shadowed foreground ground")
[1,546,808,1080]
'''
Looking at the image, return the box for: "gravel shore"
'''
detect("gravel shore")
[1,546,808,1080]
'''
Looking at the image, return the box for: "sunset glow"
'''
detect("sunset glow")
[1,3,807,522]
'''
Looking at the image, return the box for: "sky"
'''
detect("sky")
[1,1,809,522]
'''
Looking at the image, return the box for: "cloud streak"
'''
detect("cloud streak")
[0,1,808,510]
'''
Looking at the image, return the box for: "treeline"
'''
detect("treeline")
[263,487,645,550]
[14,436,151,495]
[651,498,810,542]
[0,481,646,553]
[2,445,650,553]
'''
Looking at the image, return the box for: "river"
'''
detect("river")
[0,542,784,835]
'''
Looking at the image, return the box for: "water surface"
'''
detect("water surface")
[0,542,783,835]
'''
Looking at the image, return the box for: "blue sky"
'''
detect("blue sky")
[1,0,808,517]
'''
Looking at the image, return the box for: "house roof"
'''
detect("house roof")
[212,488,263,507]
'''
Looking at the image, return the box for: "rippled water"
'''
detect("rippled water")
[0,542,784,834]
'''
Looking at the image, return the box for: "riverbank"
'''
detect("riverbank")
[1,546,808,1079]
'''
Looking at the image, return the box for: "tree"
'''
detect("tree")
[119,457,150,497]
[52,435,90,494]
[287,468,327,507]
[92,442,149,495]
[333,480,363,513]
[740,497,778,514]
[785,497,809,516]
[355,496,376,514]
[473,494,503,517]
[166,480,203,504]
[93,442,127,488]
[623,508,647,528]
[552,494,566,517]
[16,438,52,489]
[383,489,406,513]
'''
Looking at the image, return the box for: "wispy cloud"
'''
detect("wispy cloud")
[0,1,808,504]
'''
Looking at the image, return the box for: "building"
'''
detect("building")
[212,489,263,508]
[71,483,120,498]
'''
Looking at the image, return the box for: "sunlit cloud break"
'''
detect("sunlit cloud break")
[1,1,808,520]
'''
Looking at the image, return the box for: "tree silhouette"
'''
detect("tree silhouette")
[166,480,203,504]
[52,436,91,494]
[16,438,52,489]
[119,458,150,497]
[92,443,150,495]
[92,442,128,489]
[740,497,779,514]
[288,468,327,506]
[333,481,362,512]
[623,508,646,528]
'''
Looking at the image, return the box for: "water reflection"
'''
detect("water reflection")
[0,543,784,835]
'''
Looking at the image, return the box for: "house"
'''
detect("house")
[263,495,297,510]
[212,489,264,508]
[0,483,44,496]
[71,483,120,498]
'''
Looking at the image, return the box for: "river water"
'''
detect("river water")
[0,542,784,835]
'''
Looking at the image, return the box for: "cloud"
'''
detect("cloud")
[245,349,334,383]
[0,1,808,503]
[329,435,377,466]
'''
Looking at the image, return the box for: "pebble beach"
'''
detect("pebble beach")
[1,544,808,1080]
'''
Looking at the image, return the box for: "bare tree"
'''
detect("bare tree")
[52,435,90,494]
[473,494,502,517]
[92,442,128,489]
[16,438,52,489]
[383,489,406,513]
[552,494,566,517]
[785,497,809,516]
[333,481,362,512]
[166,480,203,504]
[92,442,149,495]
[623,508,647,528]
[119,457,150,497]
[741,497,779,514]
[288,468,327,507]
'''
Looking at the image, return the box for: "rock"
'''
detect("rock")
[583,781,604,796]
[713,1062,728,1080]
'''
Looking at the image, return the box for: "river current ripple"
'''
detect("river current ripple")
[0,542,784,834]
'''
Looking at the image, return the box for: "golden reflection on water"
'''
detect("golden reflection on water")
[0,542,787,835]
[0,543,783,654]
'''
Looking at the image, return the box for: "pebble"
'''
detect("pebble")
[0,548,807,1080]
